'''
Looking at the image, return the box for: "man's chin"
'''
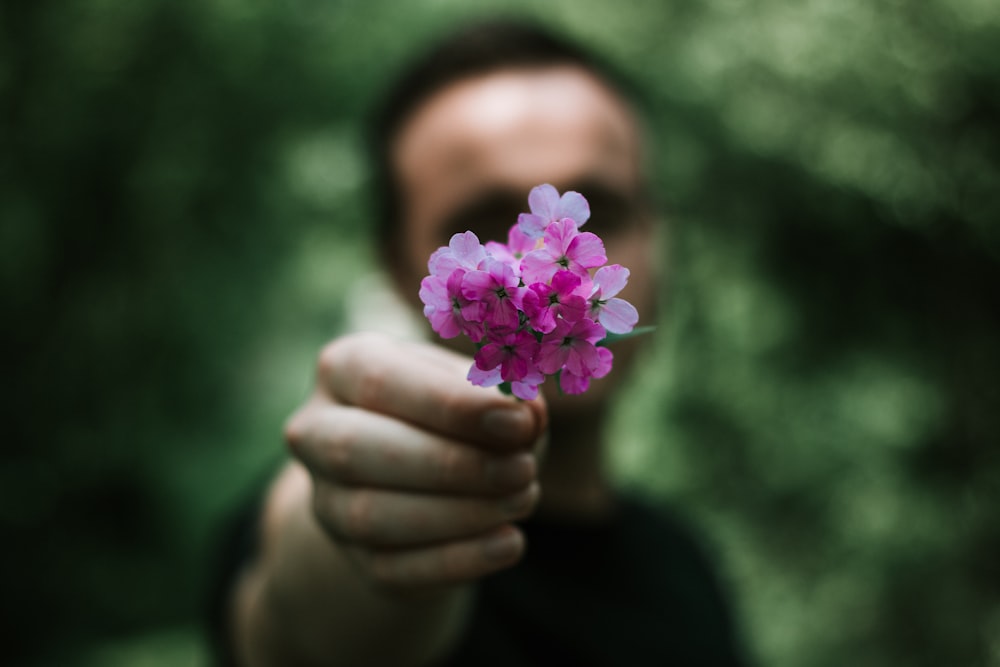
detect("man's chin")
[541,376,613,415]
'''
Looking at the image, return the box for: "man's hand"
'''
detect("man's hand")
[284,332,546,591]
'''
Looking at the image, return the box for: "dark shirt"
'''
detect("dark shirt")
[436,497,746,666]
[209,495,746,666]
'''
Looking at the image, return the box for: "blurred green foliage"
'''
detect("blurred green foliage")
[3,0,999,665]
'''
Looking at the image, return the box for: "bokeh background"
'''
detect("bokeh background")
[3,0,999,665]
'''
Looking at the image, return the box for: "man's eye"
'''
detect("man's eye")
[470,219,515,243]
[443,213,518,245]
[587,207,636,237]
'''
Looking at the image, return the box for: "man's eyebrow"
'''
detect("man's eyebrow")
[439,189,528,239]
[561,179,640,213]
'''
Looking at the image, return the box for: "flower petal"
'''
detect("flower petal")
[592,347,614,378]
[593,264,629,298]
[559,294,588,323]
[550,270,582,296]
[565,341,600,376]
[557,191,590,226]
[418,275,447,309]
[511,381,539,400]
[572,318,607,344]
[449,231,486,268]
[475,343,505,371]
[528,183,560,219]
[559,370,590,394]
[461,270,495,300]
[567,232,607,269]
[544,218,578,256]
[537,341,570,375]
[520,249,557,285]
[598,298,638,334]
[517,213,547,240]
[428,247,460,277]
[507,223,536,255]
[468,364,502,387]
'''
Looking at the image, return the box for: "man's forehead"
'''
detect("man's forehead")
[393,65,641,234]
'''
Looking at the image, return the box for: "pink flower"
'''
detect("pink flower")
[536,318,607,377]
[485,223,537,272]
[420,184,646,399]
[468,363,544,401]
[517,184,591,239]
[474,330,540,383]
[588,265,638,334]
[428,231,487,278]
[419,269,485,341]
[461,257,525,331]
[522,270,589,334]
[520,218,607,285]
[559,347,613,394]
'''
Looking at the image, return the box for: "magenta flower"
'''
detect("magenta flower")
[588,265,638,334]
[461,257,525,331]
[419,269,485,341]
[522,270,588,334]
[510,370,544,400]
[468,363,544,401]
[536,318,607,377]
[517,184,591,238]
[560,347,613,394]
[474,330,540,383]
[419,184,646,400]
[520,218,607,285]
[428,231,487,278]
[467,363,502,388]
[485,223,537,272]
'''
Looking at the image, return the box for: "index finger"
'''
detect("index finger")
[318,333,545,452]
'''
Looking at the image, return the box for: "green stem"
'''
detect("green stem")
[596,325,656,347]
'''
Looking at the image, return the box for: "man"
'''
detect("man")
[216,19,745,667]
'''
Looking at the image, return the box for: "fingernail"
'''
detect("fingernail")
[481,407,533,447]
[485,453,536,488]
[500,482,540,518]
[482,526,523,562]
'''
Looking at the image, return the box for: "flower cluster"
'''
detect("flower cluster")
[419,184,639,400]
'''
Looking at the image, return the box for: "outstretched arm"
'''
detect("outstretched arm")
[229,333,546,667]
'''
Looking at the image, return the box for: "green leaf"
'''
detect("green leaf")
[596,326,656,347]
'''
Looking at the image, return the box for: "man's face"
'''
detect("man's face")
[391,65,658,407]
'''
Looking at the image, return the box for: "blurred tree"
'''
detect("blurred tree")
[610,1,1000,665]
[1,0,368,661]
[3,0,998,665]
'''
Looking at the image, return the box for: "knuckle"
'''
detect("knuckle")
[438,445,471,487]
[317,339,346,377]
[319,333,370,364]
[341,489,375,542]
[311,485,348,544]
[355,358,390,408]
[505,483,540,520]
[319,333,390,394]
[435,389,468,433]
[318,334,370,376]
[324,422,358,480]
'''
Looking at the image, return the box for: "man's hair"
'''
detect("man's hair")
[367,18,642,265]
